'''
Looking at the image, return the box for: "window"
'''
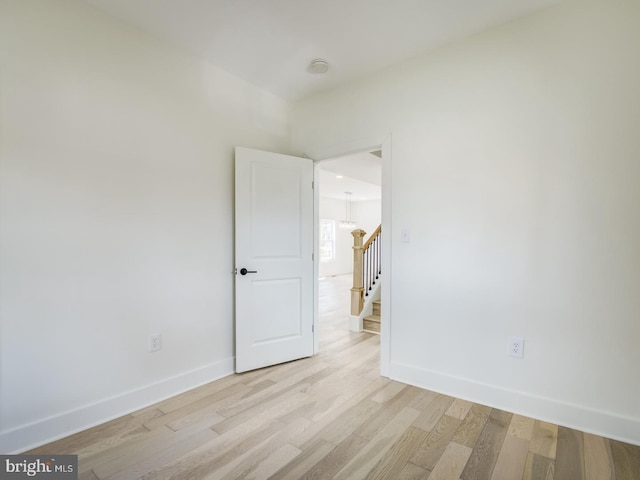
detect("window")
[319,219,335,262]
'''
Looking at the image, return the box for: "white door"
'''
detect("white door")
[235,147,314,373]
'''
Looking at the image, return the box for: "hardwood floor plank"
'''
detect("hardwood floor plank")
[139,420,285,480]
[99,426,218,480]
[583,433,615,480]
[165,410,225,432]
[320,332,379,363]
[289,377,389,449]
[318,399,382,446]
[76,424,151,460]
[152,372,258,414]
[78,470,99,480]
[243,442,301,480]
[490,434,530,480]
[301,364,377,400]
[79,425,174,474]
[367,426,430,480]
[412,394,455,432]
[354,386,420,440]
[278,392,342,424]
[371,380,409,404]
[141,382,250,430]
[610,439,640,480]
[398,462,431,480]
[180,384,270,423]
[429,442,473,480]
[302,364,372,393]
[27,414,149,455]
[128,408,166,424]
[297,434,369,480]
[508,414,536,441]
[407,389,440,412]
[333,407,422,480]
[460,409,512,480]
[359,361,384,381]
[529,421,558,459]
[238,378,281,399]
[212,391,310,435]
[554,427,585,480]
[232,365,283,386]
[324,339,381,373]
[248,355,326,384]
[452,404,492,448]
[266,438,335,480]
[320,330,374,353]
[216,363,331,419]
[301,372,380,422]
[523,453,555,480]
[410,413,463,470]
[284,365,340,395]
[212,418,311,480]
[446,398,474,420]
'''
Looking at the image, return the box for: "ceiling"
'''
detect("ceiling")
[318,151,381,202]
[84,0,562,101]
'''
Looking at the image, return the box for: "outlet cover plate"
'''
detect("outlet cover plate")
[149,333,162,352]
[508,336,524,359]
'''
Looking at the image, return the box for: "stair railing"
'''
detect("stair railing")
[350,225,381,316]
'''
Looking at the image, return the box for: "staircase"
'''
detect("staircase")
[363,300,381,333]
[350,225,382,333]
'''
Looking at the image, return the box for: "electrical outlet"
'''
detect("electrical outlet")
[508,336,524,359]
[149,333,162,352]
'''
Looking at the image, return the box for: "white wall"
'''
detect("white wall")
[293,0,640,444]
[353,199,382,239]
[0,0,291,452]
[319,198,381,277]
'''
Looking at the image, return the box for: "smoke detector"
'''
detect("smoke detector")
[307,58,329,74]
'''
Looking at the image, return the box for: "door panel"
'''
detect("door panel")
[250,278,301,343]
[250,162,301,258]
[235,147,314,373]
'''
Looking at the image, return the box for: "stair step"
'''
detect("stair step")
[372,300,381,315]
[363,314,381,334]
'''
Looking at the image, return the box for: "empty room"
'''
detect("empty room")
[1,0,639,478]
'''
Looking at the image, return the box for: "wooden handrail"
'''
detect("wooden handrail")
[363,224,381,251]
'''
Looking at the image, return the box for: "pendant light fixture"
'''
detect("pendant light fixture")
[338,192,356,229]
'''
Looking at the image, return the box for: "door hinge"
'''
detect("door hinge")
[312,324,315,333]
[312,180,314,189]
[312,252,314,261]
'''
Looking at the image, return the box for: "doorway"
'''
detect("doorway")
[233,139,390,375]
[311,136,390,377]
[317,150,381,332]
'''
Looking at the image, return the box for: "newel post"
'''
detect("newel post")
[350,229,366,316]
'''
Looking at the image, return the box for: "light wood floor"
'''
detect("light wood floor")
[29,274,640,479]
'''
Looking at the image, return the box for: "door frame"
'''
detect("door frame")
[308,134,391,377]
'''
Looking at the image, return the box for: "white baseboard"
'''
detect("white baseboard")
[390,361,640,447]
[0,357,235,454]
